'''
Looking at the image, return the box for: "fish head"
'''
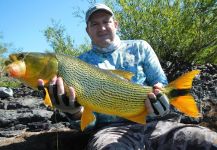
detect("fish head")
[5,53,26,78]
[5,52,58,89]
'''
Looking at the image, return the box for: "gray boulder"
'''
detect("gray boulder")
[0,87,13,98]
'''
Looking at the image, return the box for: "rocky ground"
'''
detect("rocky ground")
[0,60,216,150]
[161,60,217,131]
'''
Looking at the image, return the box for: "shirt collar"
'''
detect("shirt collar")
[92,35,121,54]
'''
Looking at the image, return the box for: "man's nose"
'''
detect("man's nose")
[98,24,106,31]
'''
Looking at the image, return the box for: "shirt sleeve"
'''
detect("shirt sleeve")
[141,41,168,86]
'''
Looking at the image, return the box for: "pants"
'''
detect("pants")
[87,121,217,150]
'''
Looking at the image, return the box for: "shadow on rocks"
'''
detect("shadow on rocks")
[0,130,91,150]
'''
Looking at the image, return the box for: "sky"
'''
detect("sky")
[0,0,102,56]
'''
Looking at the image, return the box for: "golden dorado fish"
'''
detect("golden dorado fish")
[5,52,201,131]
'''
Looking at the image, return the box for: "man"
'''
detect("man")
[38,3,217,149]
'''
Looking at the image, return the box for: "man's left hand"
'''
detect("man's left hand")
[145,83,170,117]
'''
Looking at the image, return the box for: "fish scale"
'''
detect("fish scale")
[56,54,148,115]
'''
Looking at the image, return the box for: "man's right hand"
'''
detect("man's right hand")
[37,76,83,119]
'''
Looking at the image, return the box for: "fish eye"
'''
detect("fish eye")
[17,54,24,60]
[4,60,12,66]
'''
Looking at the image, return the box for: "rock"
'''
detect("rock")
[0,87,13,98]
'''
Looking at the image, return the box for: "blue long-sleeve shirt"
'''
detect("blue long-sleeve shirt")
[78,39,168,126]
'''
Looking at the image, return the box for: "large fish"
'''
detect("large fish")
[5,52,201,130]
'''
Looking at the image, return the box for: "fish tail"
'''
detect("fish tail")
[170,95,201,117]
[166,70,201,118]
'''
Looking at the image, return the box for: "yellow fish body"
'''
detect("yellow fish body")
[5,52,201,130]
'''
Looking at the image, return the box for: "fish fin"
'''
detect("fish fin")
[125,109,147,124]
[169,70,200,89]
[109,70,134,81]
[43,88,53,107]
[170,95,201,118]
[81,107,96,131]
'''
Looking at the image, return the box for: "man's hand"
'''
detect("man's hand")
[38,76,83,119]
[145,83,170,117]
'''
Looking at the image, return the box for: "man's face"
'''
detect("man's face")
[86,11,118,48]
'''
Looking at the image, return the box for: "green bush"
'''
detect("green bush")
[107,0,217,64]
[0,76,21,88]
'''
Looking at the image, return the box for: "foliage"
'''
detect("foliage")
[0,45,7,58]
[0,76,21,87]
[76,37,91,53]
[0,34,21,88]
[44,20,90,56]
[107,0,217,64]
[0,33,8,74]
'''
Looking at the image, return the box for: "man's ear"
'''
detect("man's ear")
[114,20,119,29]
[86,26,90,36]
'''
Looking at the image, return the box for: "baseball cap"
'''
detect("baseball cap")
[85,3,114,23]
